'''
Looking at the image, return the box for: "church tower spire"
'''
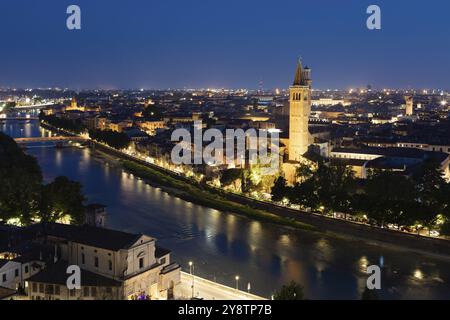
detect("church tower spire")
[293,58,303,86]
[288,58,312,161]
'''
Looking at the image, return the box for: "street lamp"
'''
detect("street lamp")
[247,282,251,294]
[189,261,195,299]
[235,275,240,291]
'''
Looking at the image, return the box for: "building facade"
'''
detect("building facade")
[288,60,312,161]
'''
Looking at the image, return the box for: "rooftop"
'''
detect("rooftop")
[27,261,122,287]
[26,223,152,251]
[332,147,449,162]
[0,286,16,300]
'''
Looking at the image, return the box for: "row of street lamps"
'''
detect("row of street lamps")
[188,261,250,299]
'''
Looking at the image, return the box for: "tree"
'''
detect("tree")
[89,129,131,150]
[314,162,356,216]
[0,133,87,226]
[270,176,287,202]
[412,159,447,234]
[220,169,243,192]
[0,133,43,224]
[39,113,86,134]
[363,170,416,227]
[273,281,305,300]
[296,163,314,183]
[439,220,450,237]
[39,176,86,225]
[289,179,320,210]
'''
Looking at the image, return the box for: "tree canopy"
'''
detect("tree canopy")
[0,132,86,225]
[273,281,305,300]
[89,129,131,150]
[270,159,450,235]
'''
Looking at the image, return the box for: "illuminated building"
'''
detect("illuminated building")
[288,59,312,161]
[405,96,414,116]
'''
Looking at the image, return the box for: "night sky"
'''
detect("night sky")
[0,0,449,90]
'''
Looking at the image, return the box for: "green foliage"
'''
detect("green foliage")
[0,133,43,224]
[40,113,86,134]
[296,163,314,183]
[440,220,450,236]
[273,281,305,300]
[290,179,320,210]
[412,159,447,230]
[89,129,131,150]
[363,170,416,227]
[271,176,287,202]
[0,133,86,225]
[269,159,450,232]
[220,168,243,190]
[121,160,317,232]
[40,176,86,225]
[314,162,356,214]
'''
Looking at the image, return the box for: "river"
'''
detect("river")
[2,119,450,299]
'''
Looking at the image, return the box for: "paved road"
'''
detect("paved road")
[178,272,266,300]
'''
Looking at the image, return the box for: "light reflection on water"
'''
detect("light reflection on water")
[2,120,450,299]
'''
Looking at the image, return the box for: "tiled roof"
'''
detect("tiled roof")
[27,261,121,287]
[26,223,151,251]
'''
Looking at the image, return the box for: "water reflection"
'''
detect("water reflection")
[2,120,450,299]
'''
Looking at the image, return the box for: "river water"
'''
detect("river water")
[2,119,450,299]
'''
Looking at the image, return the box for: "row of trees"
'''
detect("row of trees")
[219,165,276,194]
[88,129,131,150]
[0,133,85,225]
[39,114,86,134]
[39,112,131,150]
[271,160,450,235]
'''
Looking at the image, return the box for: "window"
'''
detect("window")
[15,269,19,278]
[39,283,44,293]
[55,285,60,295]
[81,253,85,264]
[108,260,112,271]
[94,257,99,268]
[32,283,37,293]
[91,287,97,297]
[46,284,54,295]
[2,274,6,282]
[83,287,89,297]
[139,258,144,269]
[106,287,112,295]
[70,289,76,297]
[160,257,166,265]
[25,265,29,274]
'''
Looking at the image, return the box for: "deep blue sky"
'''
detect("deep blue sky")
[0,0,449,90]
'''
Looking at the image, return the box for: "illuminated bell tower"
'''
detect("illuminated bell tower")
[71,97,78,109]
[289,59,312,162]
[405,96,413,116]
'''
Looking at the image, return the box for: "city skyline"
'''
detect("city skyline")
[0,0,449,90]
